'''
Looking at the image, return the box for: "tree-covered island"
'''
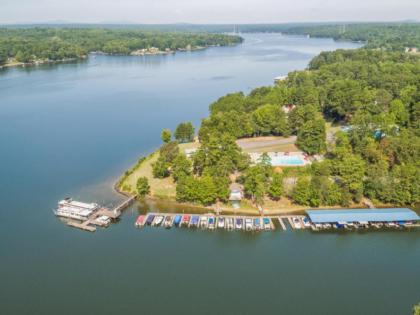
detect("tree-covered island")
[118,24,419,213]
[0,28,243,67]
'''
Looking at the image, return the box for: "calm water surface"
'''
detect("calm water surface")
[1,34,418,315]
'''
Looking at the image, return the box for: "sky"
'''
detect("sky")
[1,0,420,24]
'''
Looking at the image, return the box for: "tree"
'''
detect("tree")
[413,303,420,315]
[172,154,191,181]
[159,141,179,163]
[136,177,150,197]
[268,173,283,200]
[174,122,195,143]
[288,104,319,134]
[161,128,171,143]
[152,156,170,178]
[251,104,289,136]
[333,153,365,201]
[292,177,311,206]
[0,48,7,65]
[389,99,409,127]
[243,165,271,204]
[296,118,326,155]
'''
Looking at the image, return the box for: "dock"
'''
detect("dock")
[62,195,137,232]
[67,221,96,232]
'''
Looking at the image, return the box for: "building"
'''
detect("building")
[306,208,420,224]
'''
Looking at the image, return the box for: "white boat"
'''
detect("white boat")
[153,215,164,226]
[245,218,253,231]
[217,217,225,229]
[94,215,111,226]
[199,216,208,229]
[292,217,302,229]
[164,215,173,228]
[54,198,98,221]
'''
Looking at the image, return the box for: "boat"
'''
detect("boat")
[208,217,215,230]
[190,215,199,227]
[146,214,155,226]
[302,217,311,228]
[164,215,173,228]
[182,214,190,227]
[153,215,164,226]
[292,217,302,229]
[199,216,208,229]
[235,218,243,230]
[54,198,99,221]
[90,215,111,227]
[217,217,225,229]
[173,215,182,227]
[135,215,145,227]
[253,218,261,231]
[263,217,271,230]
[245,218,253,231]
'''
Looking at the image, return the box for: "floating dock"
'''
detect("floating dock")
[58,196,137,232]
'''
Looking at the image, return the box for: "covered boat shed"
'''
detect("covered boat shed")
[306,208,420,224]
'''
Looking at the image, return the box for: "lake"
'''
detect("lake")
[0,33,418,315]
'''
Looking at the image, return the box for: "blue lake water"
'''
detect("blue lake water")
[1,33,419,315]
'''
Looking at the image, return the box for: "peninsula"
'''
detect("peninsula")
[117,23,420,214]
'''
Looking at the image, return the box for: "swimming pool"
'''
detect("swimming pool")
[270,155,305,166]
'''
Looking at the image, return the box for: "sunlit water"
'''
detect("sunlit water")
[1,34,418,315]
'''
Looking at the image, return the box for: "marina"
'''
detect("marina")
[55,196,136,232]
[134,209,420,233]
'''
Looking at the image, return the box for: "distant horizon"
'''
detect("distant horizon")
[1,0,419,25]
[1,20,419,26]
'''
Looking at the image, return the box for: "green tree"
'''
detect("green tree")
[172,153,192,181]
[288,104,320,134]
[389,99,409,127]
[413,303,420,315]
[174,122,195,143]
[297,118,326,155]
[268,173,283,200]
[152,156,170,178]
[159,141,179,163]
[333,153,365,201]
[136,176,150,197]
[251,104,289,136]
[161,128,172,143]
[292,177,311,206]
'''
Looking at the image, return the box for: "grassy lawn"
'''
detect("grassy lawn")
[119,142,200,199]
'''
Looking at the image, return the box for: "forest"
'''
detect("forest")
[284,23,420,51]
[146,34,419,208]
[0,28,243,64]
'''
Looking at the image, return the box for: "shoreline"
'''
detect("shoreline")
[113,148,412,216]
[0,44,233,71]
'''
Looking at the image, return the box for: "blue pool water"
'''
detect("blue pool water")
[270,155,305,166]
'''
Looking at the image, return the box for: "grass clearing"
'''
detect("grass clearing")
[118,142,200,199]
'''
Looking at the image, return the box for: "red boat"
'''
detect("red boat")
[135,215,145,227]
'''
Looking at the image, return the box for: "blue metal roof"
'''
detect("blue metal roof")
[306,208,420,223]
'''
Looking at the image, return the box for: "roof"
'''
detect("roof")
[306,208,420,223]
